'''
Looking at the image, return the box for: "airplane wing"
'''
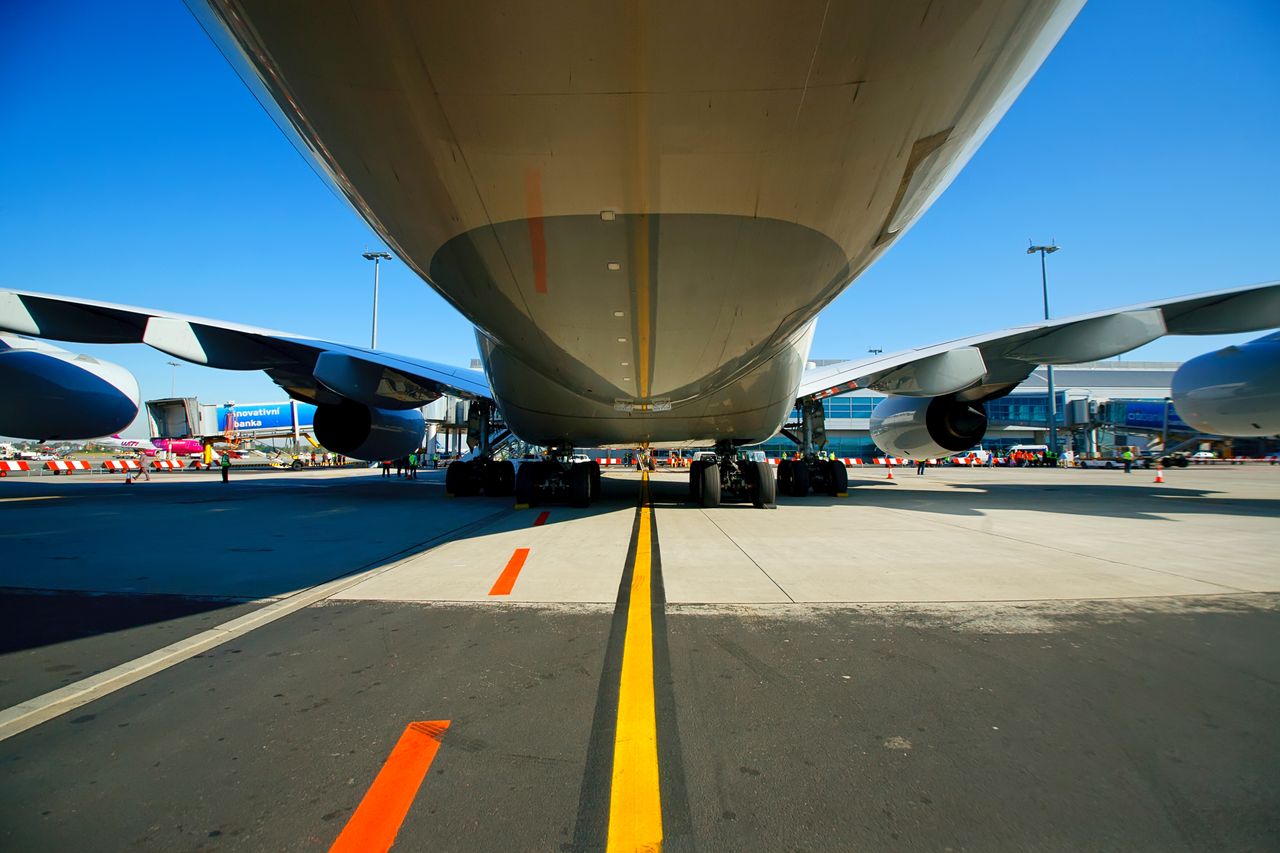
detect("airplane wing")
[798,280,1280,403]
[0,289,490,409]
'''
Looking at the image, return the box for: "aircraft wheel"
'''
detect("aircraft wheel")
[699,462,721,508]
[826,460,848,496]
[688,460,705,503]
[789,460,810,497]
[447,460,479,496]
[751,461,776,508]
[777,459,793,495]
[569,462,592,508]
[590,461,602,501]
[515,461,541,506]
[483,460,515,497]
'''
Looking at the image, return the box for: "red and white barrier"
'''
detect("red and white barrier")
[150,459,185,470]
[45,460,93,474]
[101,459,142,471]
[0,460,31,476]
[874,457,908,466]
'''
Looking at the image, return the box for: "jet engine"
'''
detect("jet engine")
[1171,332,1280,436]
[0,335,140,439]
[312,399,425,460]
[870,393,987,459]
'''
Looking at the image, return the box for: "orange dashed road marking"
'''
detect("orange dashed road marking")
[329,720,450,853]
[489,548,531,596]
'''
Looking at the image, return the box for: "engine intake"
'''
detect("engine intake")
[870,394,987,459]
[1171,333,1280,437]
[0,340,139,440]
[312,400,425,461]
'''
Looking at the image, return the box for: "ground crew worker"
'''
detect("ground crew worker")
[916,458,926,475]
[408,451,418,479]
[1122,448,1134,473]
[381,459,391,478]
[220,451,231,483]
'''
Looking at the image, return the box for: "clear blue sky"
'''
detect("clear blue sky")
[2,2,1278,437]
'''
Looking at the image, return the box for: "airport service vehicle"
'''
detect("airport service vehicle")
[1079,456,1154,470]
[1191,451,1218,461]
[3,2,1279,509]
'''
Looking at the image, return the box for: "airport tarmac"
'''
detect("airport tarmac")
[1,465,1277,850]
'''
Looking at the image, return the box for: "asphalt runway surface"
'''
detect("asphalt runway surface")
[1,465,1277,851]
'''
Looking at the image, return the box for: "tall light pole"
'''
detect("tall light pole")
[166,360,181,397]
[363,251,392,349]
[1161,396,1172,453]
[1026,242,1060,458]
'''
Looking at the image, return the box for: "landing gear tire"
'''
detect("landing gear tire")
[826,460,848,496]
[515,460,541,506]
[750,460,776,508]
[788,460,810,497]
[590,461,602,502]
[777,459,794,496]
[446,460,478,496]
[569,462,592,508]
[688,460,705,503]
[483,460,515,497]
[699,462,721,508]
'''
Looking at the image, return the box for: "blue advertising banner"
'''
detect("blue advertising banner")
[1115,400,1188,431]
[216,402,317,432]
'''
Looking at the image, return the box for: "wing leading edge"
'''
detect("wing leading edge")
[798,281,1280,403]
[0,290,491,410]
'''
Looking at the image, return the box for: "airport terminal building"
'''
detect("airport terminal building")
[758,359,1221,459]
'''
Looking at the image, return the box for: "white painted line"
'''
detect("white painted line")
[0,508,508,742]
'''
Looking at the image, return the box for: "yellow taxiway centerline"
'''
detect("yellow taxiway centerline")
[607,471,663,851]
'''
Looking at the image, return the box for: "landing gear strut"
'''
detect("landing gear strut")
[514,446,601,508]
[688,441,776,509]
[776,397,849,498]
[444,400,516,498]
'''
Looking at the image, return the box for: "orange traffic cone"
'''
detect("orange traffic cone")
[886,462,894,480]
[1154,466,1164,483]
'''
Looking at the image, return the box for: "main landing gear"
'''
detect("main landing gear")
[774,396,849,498]
[445,456,516,497]
[514,450,602,508]
[444,399,518,498]
[689,441,776,509]
[776,455,847,498]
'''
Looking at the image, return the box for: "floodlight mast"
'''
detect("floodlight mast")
[362,251,393,349]
[1027,242,1061,459]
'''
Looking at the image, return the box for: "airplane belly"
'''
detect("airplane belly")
[199,0,1080,422]
[480,323,813,447]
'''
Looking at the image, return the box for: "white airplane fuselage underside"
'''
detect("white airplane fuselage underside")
[199,0,1081,445]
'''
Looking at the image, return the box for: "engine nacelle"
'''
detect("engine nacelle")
[0,335,139,439]
[870,394,987,459]
[1171,333,1280,436]
[312,399,425,460]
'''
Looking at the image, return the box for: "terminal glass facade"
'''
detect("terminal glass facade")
[985,393,1066,427]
